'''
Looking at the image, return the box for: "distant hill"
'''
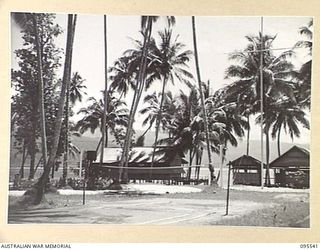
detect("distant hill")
[9,129,309,180]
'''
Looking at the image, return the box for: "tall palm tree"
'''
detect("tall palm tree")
[120,16,176,182]
[100,15,108,168]
[147,27,193,171]
[191,16,216,184]
[35,14,77,204]
[30,14,48,180]
[224,34,296,186]
[62,72,86,185]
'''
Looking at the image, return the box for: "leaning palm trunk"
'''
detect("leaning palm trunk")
[34,14,77,204]
[150,76,168,177]
[31,14,48,179]
[118,80,139,181]
[120,17,153,182]
[192,16,216,185]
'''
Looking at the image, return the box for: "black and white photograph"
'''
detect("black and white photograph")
[8,13,312,227]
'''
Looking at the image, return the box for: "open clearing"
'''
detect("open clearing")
[8,185,309,227]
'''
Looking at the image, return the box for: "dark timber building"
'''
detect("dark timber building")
[228,155,264,186]
[270,146,309,188]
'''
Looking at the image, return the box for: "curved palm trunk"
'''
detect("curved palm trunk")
[192,16,215,185]
[120,17,153,183]
[277,126,281,157]
[118,79,139,182]
[34,14,77,204]
[31,14,48,180]
[150,76,168,177]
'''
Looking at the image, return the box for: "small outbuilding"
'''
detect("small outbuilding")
[270,146,309,188]
[228,155,264,186]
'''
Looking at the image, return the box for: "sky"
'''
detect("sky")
[11,14,312,144]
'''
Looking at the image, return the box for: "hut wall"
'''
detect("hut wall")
[233,171,261,186]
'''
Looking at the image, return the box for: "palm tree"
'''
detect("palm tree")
[62,72,86,185]
[35,14,77,204]
[224,34,296,186]
[295,19,313,108]
[75,92,128,139]
[191,16,216,184]
[158,87,226,180]
[109,56,138,99]
[268,99,310,156]
[100,15,108,168]
[120,16,176,182]
[139,91,174,138]
[30,14,48,180]
[147,27,193,170]
[69,72,87,104]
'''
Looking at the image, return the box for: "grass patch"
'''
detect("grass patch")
[214,200,309,228]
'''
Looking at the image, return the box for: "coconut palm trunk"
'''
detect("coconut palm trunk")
[120,16,153,182]
[118,80,139,181]
[34,14,77,204]
[192,16,215,185]
[62,16,77,185]
[150,76,168,176]
[62,85,70,184]
[100,15,108,166]
[31,14,48,180]
[277,126,281,157]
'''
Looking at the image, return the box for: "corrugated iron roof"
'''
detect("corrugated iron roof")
[94,147,185,164]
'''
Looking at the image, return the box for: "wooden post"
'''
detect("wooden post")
[220,144,223,188]
[225,162,232,215]
[79,150,83,178]
[82,160,86,205]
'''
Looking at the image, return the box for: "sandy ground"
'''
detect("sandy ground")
[8,184,309,226]
[8,197,269,225]
[9,184,308,196]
